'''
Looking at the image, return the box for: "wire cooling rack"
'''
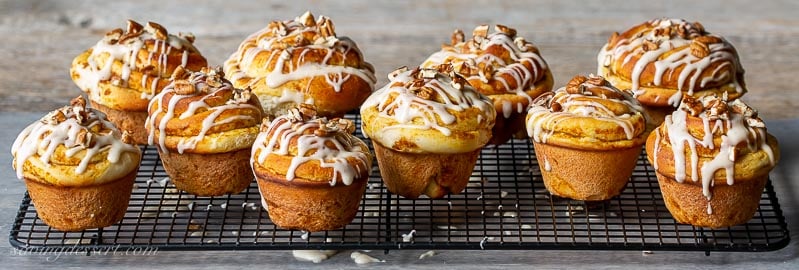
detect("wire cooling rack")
[9,115,790,255]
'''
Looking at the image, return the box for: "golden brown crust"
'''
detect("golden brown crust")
[24,168,137,231]
[373,142,479,199]
[655,171,767,228]
[224,12,375,117]
[533,141,640,201]
[597,18,746,109]
[159,147,253,196]
[255,167,368,232]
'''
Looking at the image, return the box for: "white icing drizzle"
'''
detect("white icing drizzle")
[73,21,199,103]
[11,99,140,179]
[597,18,745,99]
[253,116,371,186]
[361,67,494,136]
[350,251,384,264]
[527,76,646,144]
[422,25,549,107]
[146,69,259,154]
[655,96,776,205]
[224,11,376,108]
[292,250,337,263]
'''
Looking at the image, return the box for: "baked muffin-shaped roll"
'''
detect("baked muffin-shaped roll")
[422,24,553,145]
[71,20,208,144]
[597,18,746,127]
[224,11,376,118]
[361,65,496,199]
[526,75,648,201]
[11,96,141,231]
[146,66,263,196]
[646,94,779,228]
[251,105,372,232]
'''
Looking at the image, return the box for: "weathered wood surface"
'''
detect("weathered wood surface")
[1,1,798,269]
[1,0,798,119]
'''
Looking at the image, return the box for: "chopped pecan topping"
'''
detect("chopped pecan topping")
[318,16,335,38]
[565,75,588,94]
[472,25,489,42]
[42,110,67,125]
[607,32,620,48]
[104,28,124,44]
[654,27,672,38]
[179,32,196,43]
[704,98,729,119]
[314,120,340,137]
[121,131,134,145]
[75,128,94,148]
[71,95,87,109]
[299,11,316,27]
[495,24,516,37]
[680,96,703,116]
[690,39,710,58]
[335,118,355,134]
[642,39,659,51]
[413,87,436,100]
[694,35,722,44]
[451,29,465,45]
[171,66,189,81]
[550,101,563,112]
[586,75,606,86]
[126,20,143,34]
[693,21,705,34]
[145,22,168,41]
[297,103,318,119]
[173,80,196,95]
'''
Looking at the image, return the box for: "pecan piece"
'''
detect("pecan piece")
[318,16,335,38]
[299,11,316,27]
[171,66,190,81]
[607,32,620,48]
[451,29,465,45]
[104,28,124,44]
[173,80,196,95]
[495,24,516,37]
[335,118,356,134]
[472,24,489,42]
[314,120,340,137]
[126,20,144,34]
[694,35,722,44]
[145,22,168,40]
[654,27,672,38]
[550,101,563,112]
[690,39,710,58]
[642,39,659,51]
[586,75,606,86]
[297,103,318,120]
[680,96,703,116]
[565,75,588,94]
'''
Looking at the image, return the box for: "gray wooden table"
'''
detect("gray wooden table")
[1,0,798,268]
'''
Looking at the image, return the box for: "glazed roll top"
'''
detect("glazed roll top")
[649,94,779,199]
[597,18,746,107]
[224,11,376,117]
[526,75,648,150]
[252,105,372,186]
[71,20,208,111]
[146,66,264,154]
[360,65,496,154]
[421,24,553,117]
[11,96,141,186]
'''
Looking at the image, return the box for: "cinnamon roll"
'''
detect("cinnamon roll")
[224,11,376,118]
[11,96,141,231]
[71,20,208,144]
[422,24,553,144]
[361,65,496,199]
[526,75,648,201]
[646,94,779,228]
[251,105,372,232]
[597,18,746,127]
[146,66,263,196]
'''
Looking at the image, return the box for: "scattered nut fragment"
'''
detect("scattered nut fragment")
[565,75,588,94]
[586,75,606,86]
[318,16,335,38]
[275,21,288,36]
[513,36,527,50]
[473,25,489,42]
[314,120,340,137]
[179,32,196,43]
[121,131,135,145]
[414,87,436,100]
[495,24,516,37]
[705,98,729,119]
[607,32,620,48]
[450,75,467,90]
[421,68,438,79]
[298,103,318,120]
[171,66,189,81]
[694,35,722,44]
[173,80,197,95]
[550,101,563,112]
[43,110,67,125]
[71,95,87,108]
[287,107,303,122]
[654,27,671,38]
[690,39,710,58]
[104,28,124,44]
[642,39,659,51]
[451,29,465,45]
[75,128,94,148]
[145,22,168,40]
[126,20,144,34]
[299,11,316,27]
[335,118,356,134]
[680,96,703,116]
[693,21,705,34]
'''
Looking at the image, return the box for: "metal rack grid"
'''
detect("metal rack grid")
[9,114,790,254]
